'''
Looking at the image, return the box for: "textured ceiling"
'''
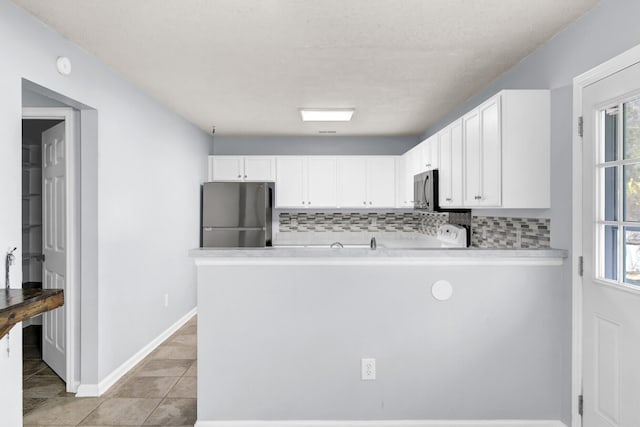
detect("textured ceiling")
[12,0,599,136]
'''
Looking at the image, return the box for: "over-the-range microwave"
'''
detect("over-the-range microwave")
[414,170,439,211]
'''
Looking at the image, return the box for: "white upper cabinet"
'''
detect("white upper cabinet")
[463,97,501,207]
[337,157,368,208]
[210,156,243,181]
[244,157,276,181]
[275,156,307,208]
[275,156,337,208]
[307,157,337,208]
[418,135,439,171]
[461,90,549,209]
[438,119,463,208]
[397,146,422,208]
[209,156,275,181]
[337,157,396,208]
[478,96,501,206]
[366,157,396,208]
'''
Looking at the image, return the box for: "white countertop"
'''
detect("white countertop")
[190,232,567,266]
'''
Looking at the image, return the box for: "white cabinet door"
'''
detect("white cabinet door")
[417,136,438,171]
[307,157,337,207]
[463,109,481,206]
[337,157,368,208]
[395,155,410,208]
[449,119,464,206]
[438,126,453,207]
[463,98,502,207]
[276,157,307,208]
[211,156,244,181]
[244,156,275,181]
[440,119,464,208]
[367,157,396,208]
[400,146,421,208]
[425,136,439,170]
[478,97,501,206]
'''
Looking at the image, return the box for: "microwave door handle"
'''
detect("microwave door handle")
[423,175,430,208]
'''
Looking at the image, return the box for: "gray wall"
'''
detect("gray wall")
[212,135,418,155]
[0,1,211,421]
[22,87,68,107]
[198,263,566,421]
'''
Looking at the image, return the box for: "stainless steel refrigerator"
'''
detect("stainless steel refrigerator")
[200,182,274,247]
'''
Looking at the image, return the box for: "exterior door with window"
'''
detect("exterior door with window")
[582,61,640,427]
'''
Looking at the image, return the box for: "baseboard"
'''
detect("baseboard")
[75,307,197,397]
[75,383,99,396]
[194,421,567,427]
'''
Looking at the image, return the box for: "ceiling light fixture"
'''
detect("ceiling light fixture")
[300,109,355,122]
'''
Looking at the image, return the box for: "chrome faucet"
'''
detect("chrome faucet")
[5,247,17,290]
[370,237,377,250]
[330,242,344,248]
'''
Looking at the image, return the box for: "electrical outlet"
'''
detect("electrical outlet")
[164,293,169,307]
[361,358,376,380]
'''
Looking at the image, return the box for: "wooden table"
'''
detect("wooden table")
[0,289,64,339]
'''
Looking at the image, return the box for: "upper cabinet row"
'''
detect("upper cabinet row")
[209,155,396,209]
[404,89,550,209]
[209,90,550,210]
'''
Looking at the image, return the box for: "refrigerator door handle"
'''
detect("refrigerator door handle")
[203,226,266,231]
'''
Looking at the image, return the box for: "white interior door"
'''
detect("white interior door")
[582,61,640,427]
[42,121,67,381]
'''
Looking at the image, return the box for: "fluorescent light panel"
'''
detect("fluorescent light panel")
[300,109,354,122]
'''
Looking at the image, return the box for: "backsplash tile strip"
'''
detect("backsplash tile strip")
[278,212,551,249]
[471,216,550,249]
[278,212,447,233]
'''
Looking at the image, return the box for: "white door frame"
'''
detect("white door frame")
[572,43,640,427]
[22,107,78,393]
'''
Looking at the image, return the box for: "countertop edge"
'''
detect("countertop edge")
[189,247,568,266]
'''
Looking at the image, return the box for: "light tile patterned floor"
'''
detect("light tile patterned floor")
[23,316,197,426]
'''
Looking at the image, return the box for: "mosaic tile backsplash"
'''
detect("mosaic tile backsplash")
[278,212,551,249]
[471,216,550,248]
[278,212,448,234]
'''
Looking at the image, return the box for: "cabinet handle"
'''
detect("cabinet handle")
[369,201,372,205]
[426,163,431,167]
[363,201,366,205]
[302,201,305,205]
[237,174,242,178]
[308,201,311,205]
[445,198,452,201]
[244,175,247,178]
[475,195,482,200]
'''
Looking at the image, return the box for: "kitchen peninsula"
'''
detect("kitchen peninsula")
[191,246,567,424]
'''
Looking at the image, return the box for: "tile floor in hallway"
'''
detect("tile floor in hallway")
[23,316,197,426]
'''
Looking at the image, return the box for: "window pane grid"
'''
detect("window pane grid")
[597,97,640,288]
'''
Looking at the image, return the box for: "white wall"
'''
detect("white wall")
[0,1,211,424]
